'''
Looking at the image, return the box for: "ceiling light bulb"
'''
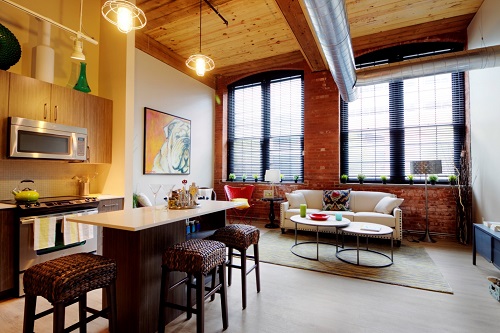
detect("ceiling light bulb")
[195,57,206,76]
[116,6,133,33]
[71,39,85,61]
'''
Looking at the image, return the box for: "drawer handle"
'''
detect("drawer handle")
[54,105,58,121]
[103,204,119,207]
[43,103,48,119]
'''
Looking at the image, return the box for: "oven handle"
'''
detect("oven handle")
[20,209,99,225]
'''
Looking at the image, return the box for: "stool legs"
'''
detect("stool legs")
[254,243,261,293]
[23,295,36,333]
[195,273,205,333]
[78,295,87,333]
[106,282,118,333]
[219,262,228,330]
[241,249,247,309]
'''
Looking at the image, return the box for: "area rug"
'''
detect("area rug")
[256,230,453,294]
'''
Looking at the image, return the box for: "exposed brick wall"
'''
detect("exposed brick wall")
[214,61,458,239]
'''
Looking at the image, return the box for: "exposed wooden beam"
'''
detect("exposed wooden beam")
[135,32,216,89]
[274,0,327,72]
[214,50,305,77]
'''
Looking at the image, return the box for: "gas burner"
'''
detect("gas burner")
[0,196,100,216]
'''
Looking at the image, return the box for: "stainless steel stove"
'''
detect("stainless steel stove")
[7,196,100,296]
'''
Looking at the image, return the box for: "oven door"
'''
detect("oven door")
[18,209,98,296]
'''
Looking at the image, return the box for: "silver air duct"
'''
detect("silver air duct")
[356,45,500,86]
[303,0,358,102]
[302,1,500,101]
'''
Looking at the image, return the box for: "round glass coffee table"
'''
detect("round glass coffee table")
[290,214,350,261]
[336,221,394,267]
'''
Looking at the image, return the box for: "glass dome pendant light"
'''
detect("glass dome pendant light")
[186,0,215,77]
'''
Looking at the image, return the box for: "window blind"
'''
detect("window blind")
[228,71,304,181]
[340,72,465,184]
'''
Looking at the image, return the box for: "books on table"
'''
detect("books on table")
[361,224,381,232]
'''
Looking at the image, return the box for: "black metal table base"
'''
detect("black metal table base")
[336,232,393,268]
[265,222,280,229]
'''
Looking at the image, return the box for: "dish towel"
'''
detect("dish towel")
[33,217,57,250]
[63,213,81,245]
[78,210,97,242]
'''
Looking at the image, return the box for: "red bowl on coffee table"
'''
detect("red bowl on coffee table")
[308,213,329,221]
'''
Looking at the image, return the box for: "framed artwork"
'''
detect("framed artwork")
[143,107,191,174]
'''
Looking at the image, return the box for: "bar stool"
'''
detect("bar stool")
[23,253,117,333]
[210,224,260,309]
[158,239,228,333]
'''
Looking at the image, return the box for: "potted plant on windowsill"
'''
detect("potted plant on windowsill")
[252,174,259,182]
[448,174,457,186]
[280,174,284,183]
[428,174,438,185]
[407,174,414,185]
[228,173,236,182]
[357,173,366,184]
[293,175,299,183]
[380,175,387,184]
[340,174,348,184]
[242,174,247,182]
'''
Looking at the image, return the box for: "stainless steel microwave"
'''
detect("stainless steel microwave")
[8,117,87,161]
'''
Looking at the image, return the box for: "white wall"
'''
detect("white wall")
[468,0,500,222]
[133,50,215,203]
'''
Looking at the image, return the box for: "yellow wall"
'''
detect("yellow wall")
[0,0,101,93]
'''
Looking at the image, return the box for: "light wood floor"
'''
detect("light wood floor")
[1,220,499,333]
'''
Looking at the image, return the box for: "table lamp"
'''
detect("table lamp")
[410,160,442,243]
[265,169,281,198]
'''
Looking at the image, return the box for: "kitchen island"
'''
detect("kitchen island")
[67,200,239,333]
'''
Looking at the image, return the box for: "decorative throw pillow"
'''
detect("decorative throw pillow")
[231,198,250,209]
[322,189,351,211]
[285,192,307,208]
[374,197,404,214]
[137,193,152,207]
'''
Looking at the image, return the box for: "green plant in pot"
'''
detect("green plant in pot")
[357,173,366,184]
[280,174,284,182]
[428,174,438,185]
[407,174,414,185]
[252,174,259,182]
[340,174,348,184]
[448,174,457,185]
[242,174,247,182]
[228,173,236,181]
[380,175,388,184]
[293,175,299,183]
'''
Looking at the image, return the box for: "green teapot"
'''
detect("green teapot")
[12,180,39,202]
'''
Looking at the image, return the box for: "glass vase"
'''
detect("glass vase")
[74,62,91,93]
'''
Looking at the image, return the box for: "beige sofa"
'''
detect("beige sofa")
[280,190,403,245]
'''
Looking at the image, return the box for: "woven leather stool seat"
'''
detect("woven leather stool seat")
[23,253,117,333]
[211,224,259,250]
[159,239,228,333]
[210,224,260,310]
[162,239,226,274]
[24,253,116,303]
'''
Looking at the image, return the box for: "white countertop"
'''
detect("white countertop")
[67,200,239,231]
[0,203,16,210]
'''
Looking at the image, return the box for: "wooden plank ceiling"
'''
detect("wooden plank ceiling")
[135,0,484,87]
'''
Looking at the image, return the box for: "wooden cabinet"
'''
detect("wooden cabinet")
[8,72,85,126]
[85,94,113,163]
[3,72,113,163]
[0,70,9,159]
[98,198,124,213]
[0,209,15,297]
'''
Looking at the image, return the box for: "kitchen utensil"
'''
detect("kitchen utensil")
[12,179,39,202]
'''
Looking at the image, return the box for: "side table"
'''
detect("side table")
[261,197,283,229]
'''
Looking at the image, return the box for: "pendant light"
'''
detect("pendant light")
[101,0,147,33]
[71,0,86,60]
[186,0,215,76]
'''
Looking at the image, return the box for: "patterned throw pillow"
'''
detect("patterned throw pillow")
[322,189,351,211]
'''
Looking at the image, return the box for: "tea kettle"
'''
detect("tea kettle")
[12,179,39,202]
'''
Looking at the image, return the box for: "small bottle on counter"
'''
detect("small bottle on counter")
[186,221,191,234]
[190,220,196,233]
[195,221,201,232]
